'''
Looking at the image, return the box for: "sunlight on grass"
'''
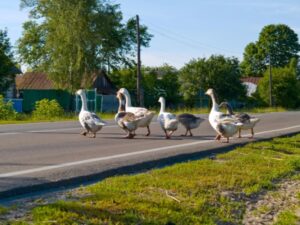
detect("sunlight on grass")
[6,133,300,224]
[274,210,299,225]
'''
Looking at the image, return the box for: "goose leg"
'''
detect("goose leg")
[145,126,150,136]
[238,129,242,138]
[163,129,170,139]
[249,128,254,139]
[215,134,221,141]
[128,132,134,139]
[189,129,193,136]
[81,130,88,136]
[181,129,188,136]
[169,130,175,137]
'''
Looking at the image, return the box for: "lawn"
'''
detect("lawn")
[4,133,300,224]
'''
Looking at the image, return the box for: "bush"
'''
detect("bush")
[0,95,17,120]
[33,99,64,120]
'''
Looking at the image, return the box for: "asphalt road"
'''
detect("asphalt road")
[0,111,300,199]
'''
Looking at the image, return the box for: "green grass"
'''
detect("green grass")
[0,206,8,215]
[0,112,116,125]
[152,106,288,115]
[6,134,300,225]
[275,210,299,225]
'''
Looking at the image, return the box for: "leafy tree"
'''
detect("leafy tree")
[241,24,300,76]
[18,0,152,92]
[257,58,300,108]
[0,29,16,94]
[110,64,180,107]
[179,55,246,106]
[143,64,180,107]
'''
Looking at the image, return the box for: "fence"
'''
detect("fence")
[75,89,118,113]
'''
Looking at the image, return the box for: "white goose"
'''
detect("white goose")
[158,97,178,139]
[115,92,146,139]
[76,89,106,138]
[117,88,155,136]
[205,88,242,143]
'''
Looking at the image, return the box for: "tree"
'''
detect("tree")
[110,64,180,107]
[257,58,300,108]
[241,24,300,76]
[0,29,16,94]
[143,64,180,107]
[179,55,246,106]
[18,0,152,92]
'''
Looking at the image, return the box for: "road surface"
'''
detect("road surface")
[0,111,300,199]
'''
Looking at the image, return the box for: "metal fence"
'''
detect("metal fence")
[75,89,118,113]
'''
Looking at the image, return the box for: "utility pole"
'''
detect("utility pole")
[269,54,273,107]
[136,14,143,106]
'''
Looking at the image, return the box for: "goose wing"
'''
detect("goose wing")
[82,111,106,127]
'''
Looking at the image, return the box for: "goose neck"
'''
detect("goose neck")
[117,96,124,113]
[80,92,88,111]
[123,92,132,109]
[160,99,166,113]
[210,92,219,112]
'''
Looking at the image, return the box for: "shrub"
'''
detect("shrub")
[0,95,17,120]
[33,99,64,120]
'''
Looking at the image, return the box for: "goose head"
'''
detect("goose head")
[158,96,165,104]
[219,101,234,115]
[116,91,122,99]
[219,101,230,108]
[76,89,84,96]
[117,88,129,96]
[205,88,214,96]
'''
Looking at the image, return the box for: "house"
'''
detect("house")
[16,71,117,112]
[241,77,262,97]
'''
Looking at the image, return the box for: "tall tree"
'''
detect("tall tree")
[0,29,17,94]
[18,0,152,92]
[179,55,246,106]
[241,24,300,76]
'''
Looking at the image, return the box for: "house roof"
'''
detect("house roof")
[16,72,55,90]
[241,77,262,85]
[16,71,116,94]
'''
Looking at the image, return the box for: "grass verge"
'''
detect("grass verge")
[5,133,300,224]
[0,107,292,125]
[0,112,116,125]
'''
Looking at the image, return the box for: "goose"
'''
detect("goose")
[117,88,155,136]
[115,92,145,139]
[215,121,243,143]
[205,88,241,142]
[219,102,260,138]
[158,97,178,139]
[76,89,106,138]
[177,113,204,136]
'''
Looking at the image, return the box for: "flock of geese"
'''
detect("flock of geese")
[76,88,260,143]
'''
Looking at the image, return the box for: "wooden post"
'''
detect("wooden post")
[136,15,142,106]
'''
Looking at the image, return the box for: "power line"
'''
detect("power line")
[141,18,242,55]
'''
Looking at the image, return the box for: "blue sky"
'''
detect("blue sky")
[1,0,300,69]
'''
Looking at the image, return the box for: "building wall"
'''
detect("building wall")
[20,89,73,112]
